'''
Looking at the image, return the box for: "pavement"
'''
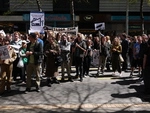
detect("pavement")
[0,67,150,113]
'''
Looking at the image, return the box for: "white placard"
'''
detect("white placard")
[94,23,105,30]
[30,12,45,30]
[0,46,10,60]
[91,50,100,67]
[0,30,6,37]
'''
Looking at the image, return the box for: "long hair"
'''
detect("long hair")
[112,37,121,46]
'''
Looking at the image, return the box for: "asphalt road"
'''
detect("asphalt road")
[0,67,150,113]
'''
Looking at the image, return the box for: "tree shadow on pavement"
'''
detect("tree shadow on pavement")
[111,76,150,103]
[1,76,150,113]
[0,89,25,97]
[111,77,139,85]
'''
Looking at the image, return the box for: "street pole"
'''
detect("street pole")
[140,0,144,34]
[97,30,102,75]
[126,0,129,35]
[36,0,42,12]
[70,0,75,27]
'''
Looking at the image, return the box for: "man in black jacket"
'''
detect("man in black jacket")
[25,33,43,93]
[121,33,129,72]
[138,34,148,81]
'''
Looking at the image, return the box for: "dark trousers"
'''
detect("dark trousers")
[122,54,127,70]
[12,57,22,80]
[83,56,91,75]
[143,67,150,94]
[112,54,122,73]
[26,63,40,89]
[75,57,84,79]
[21,64,26,82]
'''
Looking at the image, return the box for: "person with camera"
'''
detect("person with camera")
[59,33,73,82]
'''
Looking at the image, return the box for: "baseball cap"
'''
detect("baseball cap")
[22,40,27,44]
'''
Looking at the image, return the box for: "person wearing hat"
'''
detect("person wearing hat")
[25,33,43,93]
[19,40,28,83]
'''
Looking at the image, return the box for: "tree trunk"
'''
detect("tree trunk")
[70,0,75,27]
[140,0,144,34]
[36,0,42,12]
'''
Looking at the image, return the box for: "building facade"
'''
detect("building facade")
[0,0,150,36]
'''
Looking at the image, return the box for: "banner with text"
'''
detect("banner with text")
[44,26,78,34]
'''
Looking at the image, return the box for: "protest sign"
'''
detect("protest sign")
[91,50,99,67]
[30,12,45,33]
[0,46,10,60]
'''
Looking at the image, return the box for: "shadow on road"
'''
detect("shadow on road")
[111,76,150,103]
[0,74,150,112]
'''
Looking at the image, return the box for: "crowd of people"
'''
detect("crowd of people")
[0,30,150,95]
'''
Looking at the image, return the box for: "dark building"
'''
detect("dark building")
[0,0,150,36]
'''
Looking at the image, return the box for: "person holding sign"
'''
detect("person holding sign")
[0,39,17,93]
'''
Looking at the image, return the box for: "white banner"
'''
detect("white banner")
[28,29,45,34]
[52,27,78,33]
[44,26,78,34]
[30,12,45,30]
